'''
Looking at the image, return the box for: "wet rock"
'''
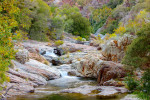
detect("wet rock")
[40,51,46,55]
[54,48,64,56]
[51,59,61,66]
[15,49,29,64]
[68,71,76,76]
[97,46,102,50]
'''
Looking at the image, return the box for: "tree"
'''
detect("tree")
[59,4,91,38]
[92,6,112,33]
[122,23,150,68]
[107,0,123,9]
[70,13,91,38]
[28,0,51,41]
[0,0,21,86]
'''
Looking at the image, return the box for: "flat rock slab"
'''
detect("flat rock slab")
[60,85,128,99]
[121,94,140,100]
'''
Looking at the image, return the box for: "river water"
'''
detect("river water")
[9,67,127,100]
[8,49,127,100]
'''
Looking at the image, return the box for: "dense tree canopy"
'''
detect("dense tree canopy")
[0,0,21,85]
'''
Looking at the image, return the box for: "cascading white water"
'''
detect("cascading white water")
[59,70,68,77]
[44,48,58,58]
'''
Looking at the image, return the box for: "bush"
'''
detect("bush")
[0,0,21,85]
[112,5,129,19]
[142,70,150,95]
[54,40,64,46]
[122,23,150,68]
[28,0,51,41]
[70,13,91,38]
[48,16,65,40]
[125,75,139,91]
[76,36,86,42]
[101,19,119,35]
[91,6,112,33]
[107,0,123,9]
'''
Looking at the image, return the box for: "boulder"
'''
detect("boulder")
[4,83,35,96]
[15,49,29,64]
[72,54,126,85]
[72,54,103,78]
[51,58,62,66]
[68,71,76,76]
[8,67,47,86]
[97,61,126,85]
[25,59,61,80]
[101,34,134,62]
[29,52,50,65]
[54,48,64,56]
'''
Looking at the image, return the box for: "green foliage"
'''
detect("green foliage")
[122,23,150,68]
[0,0,20,85]
[70,13,91,39]
[107,0,123,9]
[125,75,139,91]
[75,36,86,42]
[112,5,129,19]
[126,70,150,100]
[142,70,150,95]
[54,40,64,46]
[91,6,112,33]
[136,91,150,100]
[59,5,91,39]
[146,0,150,11]
[49,16,65,40]
[76,0,92,7]
[28,0,51,41]
[101,19,119,35]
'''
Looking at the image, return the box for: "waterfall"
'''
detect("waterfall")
[44,48,58,58]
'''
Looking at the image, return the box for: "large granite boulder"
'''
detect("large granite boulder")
[101,34,134,62]
[72,54,126,85]
[97,61,126,85]
[71,53,105,78]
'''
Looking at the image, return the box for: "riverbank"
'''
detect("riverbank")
[4,38,139,100]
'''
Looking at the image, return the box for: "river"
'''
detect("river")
[8,48,127,100]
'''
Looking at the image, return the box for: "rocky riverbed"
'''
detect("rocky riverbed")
[3,38,139,100]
